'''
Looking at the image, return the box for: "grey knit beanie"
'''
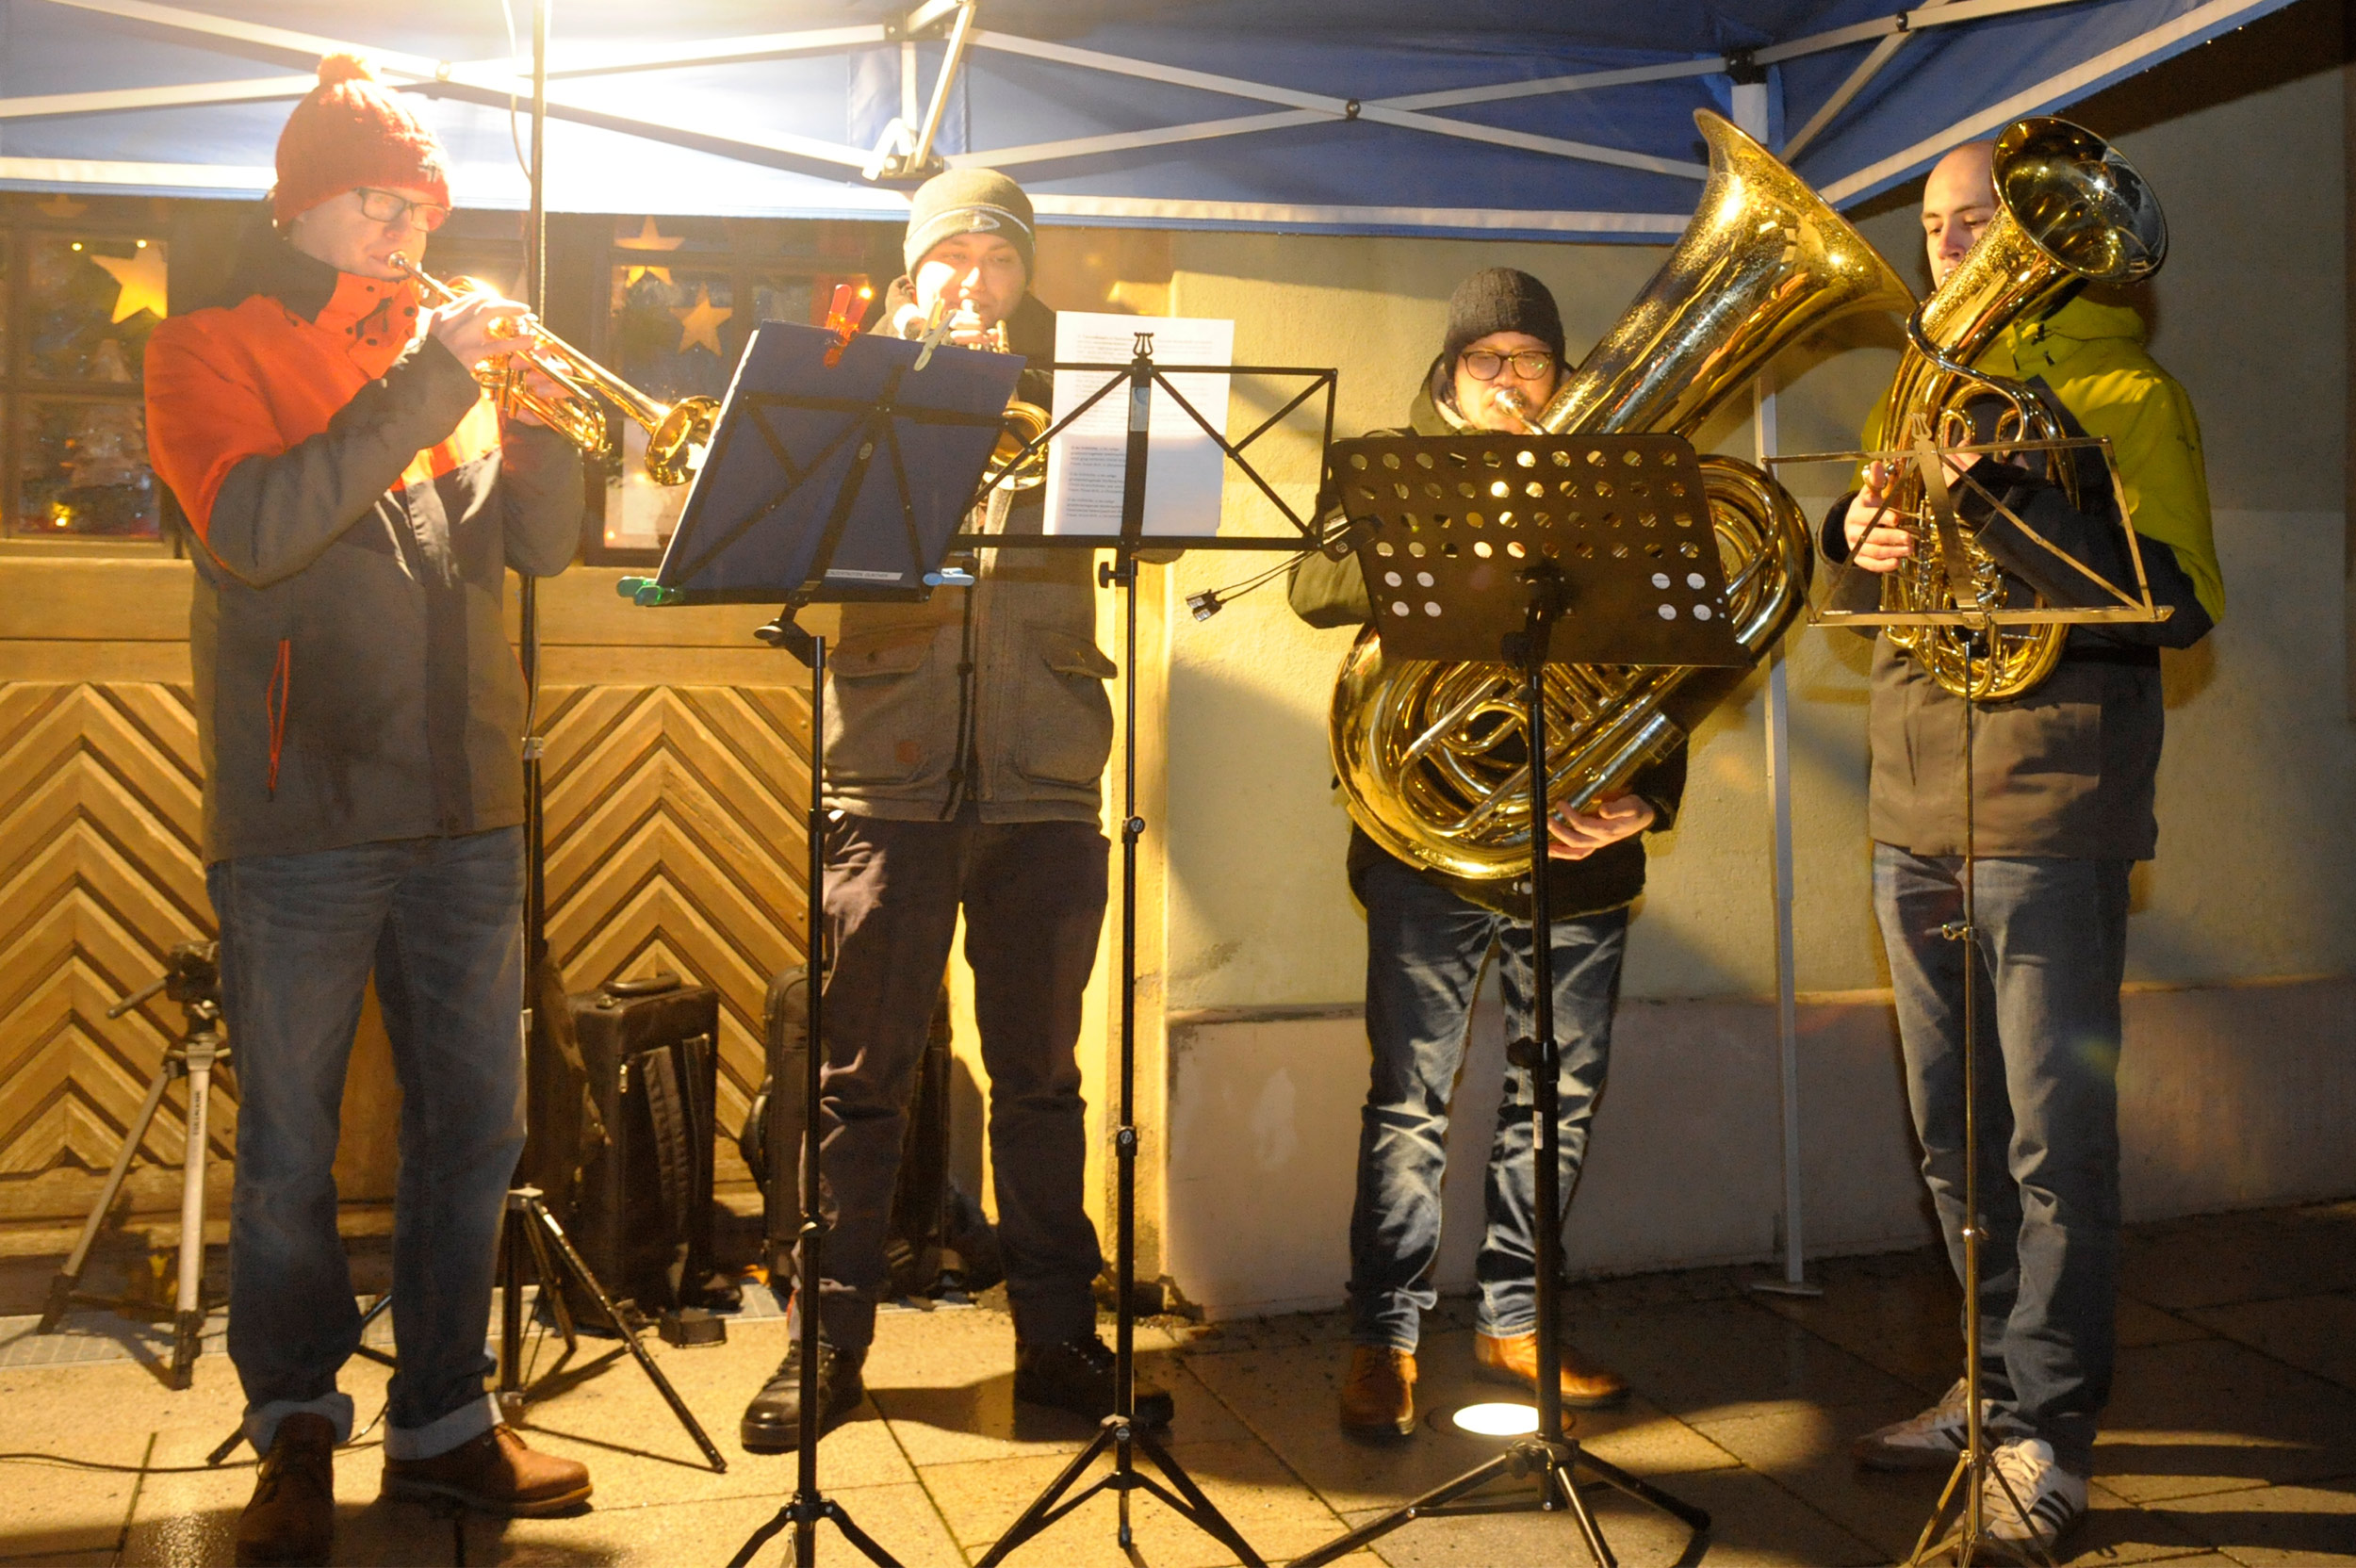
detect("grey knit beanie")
[1442,268,1566,367]
[903,167,1035,280]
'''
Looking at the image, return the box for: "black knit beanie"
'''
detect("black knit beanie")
[903,167,1036,281]
[1441,268,1565,367]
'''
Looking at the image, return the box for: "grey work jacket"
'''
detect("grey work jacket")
[823,295,1116,825]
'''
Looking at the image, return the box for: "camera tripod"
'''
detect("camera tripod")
[38,941,231,1389]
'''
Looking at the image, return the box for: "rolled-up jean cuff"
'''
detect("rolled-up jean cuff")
[246,1393,355,1455]
[383,1393,500,1461]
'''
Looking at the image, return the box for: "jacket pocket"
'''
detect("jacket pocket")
[825,629,955,790]
[1015,627,1118,787]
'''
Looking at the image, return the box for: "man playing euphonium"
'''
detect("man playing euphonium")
[1826,139,2221,1551]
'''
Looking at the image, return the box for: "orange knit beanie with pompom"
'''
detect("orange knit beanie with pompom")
[271,55,450,225]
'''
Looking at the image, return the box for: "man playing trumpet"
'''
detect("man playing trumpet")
[143,55,589,1567]
[1824,139,2221,1550]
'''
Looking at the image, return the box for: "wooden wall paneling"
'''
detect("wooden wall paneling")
[537,682,812,1179]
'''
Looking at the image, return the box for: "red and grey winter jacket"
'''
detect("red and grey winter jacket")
[145,229,581,863]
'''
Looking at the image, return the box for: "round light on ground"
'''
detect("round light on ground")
[1450,1400,1540,1437]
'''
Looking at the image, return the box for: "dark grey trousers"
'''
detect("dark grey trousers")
[808,810,1108,1354]
[1874,844,2131,1476]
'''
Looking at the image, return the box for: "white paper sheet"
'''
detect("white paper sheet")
[1042,312,1235,538]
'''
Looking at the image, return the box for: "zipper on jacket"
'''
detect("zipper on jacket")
[265,638,292,799]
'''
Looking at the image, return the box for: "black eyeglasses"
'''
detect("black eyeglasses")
[1460,348,1555,382]
[354,188,450,232]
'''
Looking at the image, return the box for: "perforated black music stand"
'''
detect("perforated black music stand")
[626,319,1021,1568]
[1288,429,1726,1568]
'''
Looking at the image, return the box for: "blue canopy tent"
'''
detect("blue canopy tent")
[0,0,2302,235]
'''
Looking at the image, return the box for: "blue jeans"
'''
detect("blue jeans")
[1873,844,2129,1476]
[1350,857,1627,1351]
[209,828,527,1460]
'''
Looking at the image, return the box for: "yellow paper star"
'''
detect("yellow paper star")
[616,215,683,286]
[37,193,90,219]
[672,285,729,357]
[88,241,169,323]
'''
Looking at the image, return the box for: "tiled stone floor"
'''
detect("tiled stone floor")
[0,1200,2349,1565]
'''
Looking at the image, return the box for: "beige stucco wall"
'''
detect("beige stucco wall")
[1153,34,2353,1017]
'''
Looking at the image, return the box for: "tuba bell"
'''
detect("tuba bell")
[1871,117,2168,700]
[1329,110,1912,882]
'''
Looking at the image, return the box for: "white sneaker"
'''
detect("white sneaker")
[1980,1437,2088,1549]
[1852,1378,1982,1471]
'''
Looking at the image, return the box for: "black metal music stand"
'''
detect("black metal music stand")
[1781,426,2168,1568]
[629,318,1020,1568]
[1289,429,1728,1568]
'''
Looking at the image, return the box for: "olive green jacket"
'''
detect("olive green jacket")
[1831,296,2221,860]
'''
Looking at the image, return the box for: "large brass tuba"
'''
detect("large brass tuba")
[1873,117,2168,700]
[1329,110,1911,882]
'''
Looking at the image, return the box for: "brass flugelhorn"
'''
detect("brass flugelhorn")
[1328,110,1912,882]
[1872,117,2168,700]
[982,320,1051,491]
[393,255,717,486]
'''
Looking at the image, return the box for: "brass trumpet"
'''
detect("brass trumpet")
[1328,111,1912,881]
[983,320,1051,491]
[392,255,717,486]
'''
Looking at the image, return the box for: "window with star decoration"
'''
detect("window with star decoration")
[2,193,174,543]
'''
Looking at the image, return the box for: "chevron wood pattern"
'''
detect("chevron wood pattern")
[538,683,811,1178]
[0,682,229,1216]
[0,673,812,1221]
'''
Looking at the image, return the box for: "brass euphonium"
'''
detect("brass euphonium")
[392,255,718,485]
[1330,110,1912,882]
[1873,117,2168,700]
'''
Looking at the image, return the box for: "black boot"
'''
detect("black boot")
[1014,1332,1175,1428]
[741,1338,866,1453]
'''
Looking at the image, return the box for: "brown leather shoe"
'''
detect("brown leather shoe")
[1338,1345,1417,1439]
[1474,1329,1629,1409]
[236,1412,335,1566]
[382,1424,592,1517]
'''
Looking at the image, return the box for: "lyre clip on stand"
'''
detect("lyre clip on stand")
[1783,426,2168,1568]
[1291,431,1722,1568]
[39,940,229,1389]
[627,317,1023,1568]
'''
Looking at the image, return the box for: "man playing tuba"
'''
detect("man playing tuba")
[1291,269,1679,1440]
[736,169,1173,1453]
[1825,139,2221,1551]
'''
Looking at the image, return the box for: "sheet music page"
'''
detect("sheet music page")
[1042,312,1235,537]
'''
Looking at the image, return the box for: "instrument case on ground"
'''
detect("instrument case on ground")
[528,972,723,1321]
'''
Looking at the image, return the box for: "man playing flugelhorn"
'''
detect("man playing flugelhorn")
[1291,269,1676,1439]
[142,55,590,1567]
[736,169,1172,1453]
[1824,137,2221,1551]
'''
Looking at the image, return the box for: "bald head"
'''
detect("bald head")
[1922,140,1998,287]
